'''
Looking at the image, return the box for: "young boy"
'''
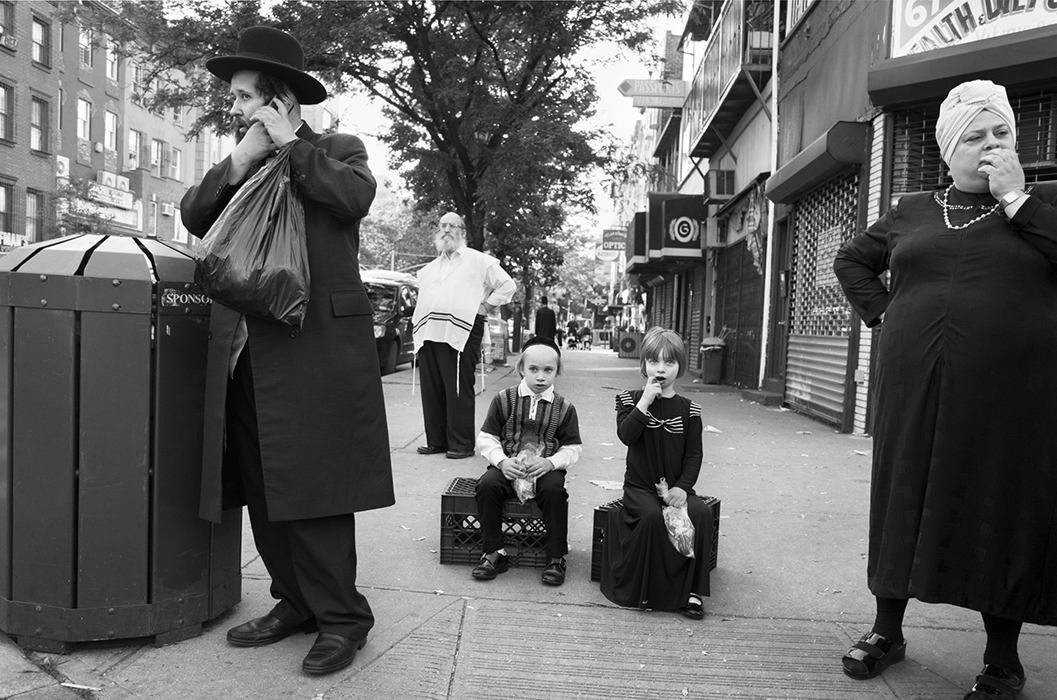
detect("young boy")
[473,336,582,585]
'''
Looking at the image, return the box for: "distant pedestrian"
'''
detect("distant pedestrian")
[472,336,582,585]
[834,80,1057,699]
[565,319,579,349]
[413,212,517,459]
[533,296,557,341]
[181,26,394,676]
[601,327,712,620]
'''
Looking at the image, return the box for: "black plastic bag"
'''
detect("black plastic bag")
[195,142,310,327]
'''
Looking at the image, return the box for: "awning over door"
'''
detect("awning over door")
[765,122,868,204]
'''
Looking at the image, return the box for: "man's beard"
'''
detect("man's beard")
[434,233,460,255]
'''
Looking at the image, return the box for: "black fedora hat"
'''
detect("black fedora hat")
[206,26,327,105]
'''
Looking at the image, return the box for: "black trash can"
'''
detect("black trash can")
[700,338,726,384]
[0,234,241,652]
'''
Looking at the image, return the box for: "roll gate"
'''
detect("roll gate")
[785,171,860,425]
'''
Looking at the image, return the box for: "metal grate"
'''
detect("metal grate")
[891,85,1057,195]
[789,171,860,338]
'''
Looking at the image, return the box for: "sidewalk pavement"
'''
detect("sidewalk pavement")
[2,347,1055,700]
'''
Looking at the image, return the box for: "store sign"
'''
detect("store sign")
[892,0,1057,57]
[88,181,134,210]
[596,243,619,263]
[601,228,625,252]
[618,79,688,109]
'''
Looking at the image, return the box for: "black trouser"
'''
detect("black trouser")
[418,315,485,453]
[475,466,569,558]
[228,344,373,641]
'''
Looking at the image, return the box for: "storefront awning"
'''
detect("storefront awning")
[868,24,1057,108]
[765,122,868,204]
[624,211,655,275]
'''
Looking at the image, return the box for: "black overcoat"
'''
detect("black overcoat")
[834,184,1057,625]
[182,123,395,523]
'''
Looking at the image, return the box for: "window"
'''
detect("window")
[151,138,164,177]
[170,146,182,181]
[25,190,44,242]
[104,110,117,151]
[173,212,188,244]
[172,106,183,126]
[32,17,50,66]
[30,97,48,152]
[131,62,146,99]
[78,26,93,68]
[0,82,12,141]
[57,88,63,130]
[105,39,119,81]
[0,3,12,42]
[0,182,12,235]
[76,98,91,140]
[127,128,142,169]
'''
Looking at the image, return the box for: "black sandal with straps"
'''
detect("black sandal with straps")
[842,631,906,680]
[964,664,1025,700]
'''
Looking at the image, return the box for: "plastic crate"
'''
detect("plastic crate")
[590,495,721,582]
[440,477,549,569]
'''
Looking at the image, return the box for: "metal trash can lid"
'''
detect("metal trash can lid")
[0,233,196,282]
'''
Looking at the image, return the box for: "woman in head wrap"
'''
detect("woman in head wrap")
[833,80,1057,700]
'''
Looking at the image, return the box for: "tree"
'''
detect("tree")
[76,0,680,279]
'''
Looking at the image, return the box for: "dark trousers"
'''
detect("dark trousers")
[228,344,373,641]
[418,315,485,452]
[475,466,569,558]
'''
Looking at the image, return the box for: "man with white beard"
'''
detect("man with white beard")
[412,212,516,459]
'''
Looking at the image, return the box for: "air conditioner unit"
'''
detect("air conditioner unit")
[55,155,70,179]
[114,175,130,192]
[1,35,16,50]
[97,170,117,188]
[160,202,175,217]
[705,170,735,202]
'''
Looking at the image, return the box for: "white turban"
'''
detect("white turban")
[935,80,1016,165]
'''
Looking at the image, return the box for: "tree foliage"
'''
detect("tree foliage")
[73,0,680,290]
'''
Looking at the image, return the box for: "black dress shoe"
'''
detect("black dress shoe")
[541,557,566,586]
[471,551,509,580]
[302,632,366,675]
[227,614,315,647]
[446,450,474,459]
[417,444,447,455]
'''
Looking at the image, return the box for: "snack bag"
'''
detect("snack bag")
[656,477,696,558]
[514,443,540,504]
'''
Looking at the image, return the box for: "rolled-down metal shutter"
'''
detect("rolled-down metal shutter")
[786,171,860,425]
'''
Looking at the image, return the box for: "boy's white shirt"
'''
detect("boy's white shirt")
[476,379,582,470]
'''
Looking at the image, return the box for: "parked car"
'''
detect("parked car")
[361,270,418,375]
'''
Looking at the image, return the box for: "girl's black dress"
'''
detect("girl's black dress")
[601,390,712,611]
[834,184,1057,625]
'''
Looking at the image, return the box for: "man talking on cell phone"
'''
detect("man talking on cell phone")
[181,26,394,677]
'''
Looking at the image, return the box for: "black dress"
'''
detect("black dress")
[600,390,712,610]
[833,184,1057,625]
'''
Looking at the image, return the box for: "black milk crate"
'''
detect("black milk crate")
[590,495,721,582]
[440,477,549,569]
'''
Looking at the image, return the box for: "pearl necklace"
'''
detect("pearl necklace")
[934,185,999,230]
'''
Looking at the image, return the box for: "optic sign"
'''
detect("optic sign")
[668,216,700,244]
[601,228,626,252]
[891,0,1057,57]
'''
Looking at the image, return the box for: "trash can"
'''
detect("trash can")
[700,337,726,384]
[0,234,241,653]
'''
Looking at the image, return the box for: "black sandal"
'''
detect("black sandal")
[680,594,704,620]
[842,631,906,680]
[964,664,1025,700]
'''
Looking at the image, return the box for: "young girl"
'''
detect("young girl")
[600,327,712,619]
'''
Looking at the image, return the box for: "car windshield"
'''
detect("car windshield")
[364,283,397,313]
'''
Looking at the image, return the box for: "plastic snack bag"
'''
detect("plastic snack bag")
[656,478,695,558]
[514,443,540,504]
[195,141,310,327]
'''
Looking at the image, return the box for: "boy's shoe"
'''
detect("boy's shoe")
[541,557,566,586]
[472,551,508,580]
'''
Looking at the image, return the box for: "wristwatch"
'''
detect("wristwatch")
[1000,190,1026,208]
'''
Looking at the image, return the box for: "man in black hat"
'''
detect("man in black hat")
[181,26,394,676]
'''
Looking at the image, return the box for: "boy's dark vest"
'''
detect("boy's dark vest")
[493,386,573,458]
